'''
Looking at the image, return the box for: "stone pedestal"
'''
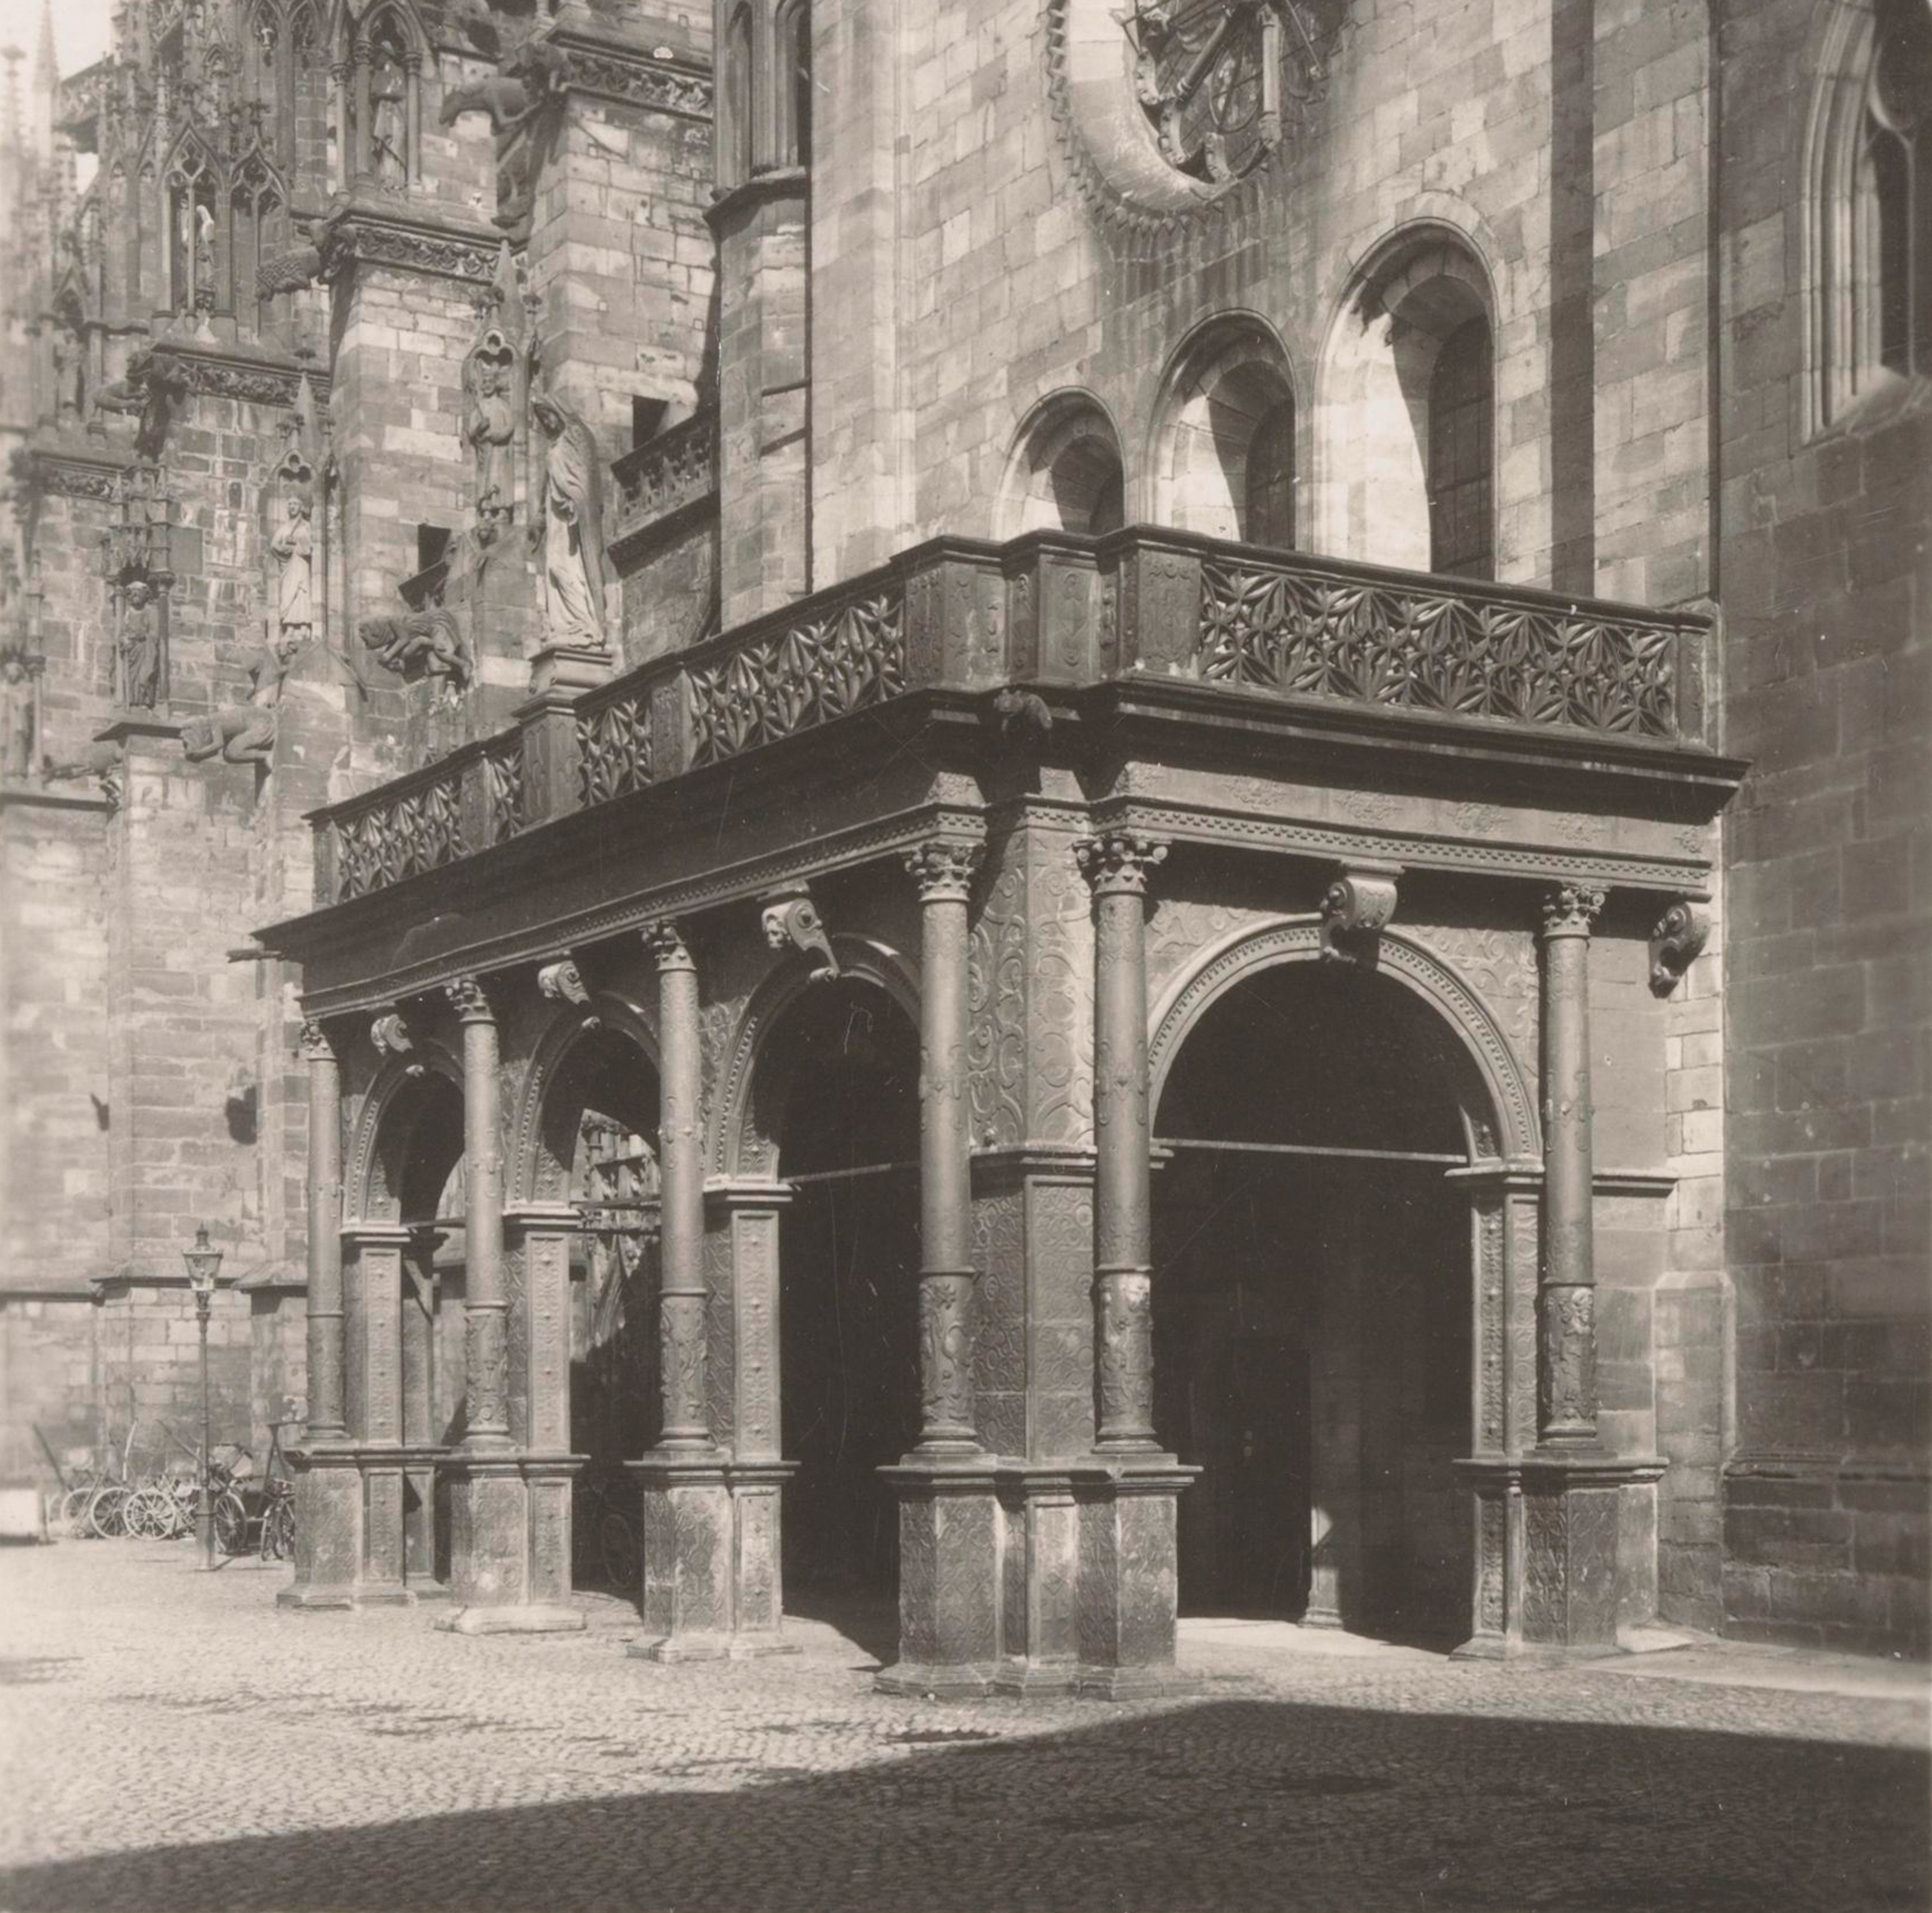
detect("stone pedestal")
[526,642,614,698]
[438,1453,586,1634]
[990,1466,1082,1694]
[278,1443,360,1610]
[876,1462,1003,1698]
[1070,1462,1202,1698]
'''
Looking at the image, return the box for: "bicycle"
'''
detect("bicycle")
[257,1420,298,1563]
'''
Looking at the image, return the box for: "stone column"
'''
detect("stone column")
[1537,883,1605,1450]
[281,1019,358,1611]
[344,1222,412,1605]
[1077,830,1167,1452]
[907,841,983,1452]
[878,840,1000,1699]
[631,921,738,1660]
[1065,829,1198,1698]
[450,976,510,1452]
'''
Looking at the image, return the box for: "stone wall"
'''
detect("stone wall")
[1716,0,1930,1655]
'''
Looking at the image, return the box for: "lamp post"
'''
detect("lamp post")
[182,1224,224,1571]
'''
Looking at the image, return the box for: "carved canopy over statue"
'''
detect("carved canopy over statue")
[530,390,610,651]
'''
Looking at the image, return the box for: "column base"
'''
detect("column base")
[1068,1457,1199,1696]
[875,1458,1001,1696]
[443,1450,585,1627]
[1073,1662,1207,1700]
[280,1443,361,1614]
[276,1584,358,1612]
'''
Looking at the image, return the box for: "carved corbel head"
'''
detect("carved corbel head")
[1649,900,1710,996]
[370,1009,414,1057]
[538,955,600,1028]
[1319,862,1402,966]
[761,886,839,980]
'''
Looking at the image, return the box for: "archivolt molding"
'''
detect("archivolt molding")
[1145,917,1540,1162]
[507,988,659,1206]
[710,933,920,1178]
[345,1039,463,1222]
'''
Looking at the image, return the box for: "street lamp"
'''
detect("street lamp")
[181,1224,223,1571]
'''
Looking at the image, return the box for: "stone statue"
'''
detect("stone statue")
[193,204,216,316]
[464,340,517,537]
[370,41,408,189]
[1,645,41,781]
[181,633,298,766]
[268,493,314,641]
[359,609,476,702]
[530,390,609,650]
[117,580,163,709]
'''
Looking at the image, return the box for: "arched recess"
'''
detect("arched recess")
[333,0,424,193]
[998,391,1128,538]
[1151,316,1299,546]
[1148,919,1538,1165]
[346,1045,465,1224]
[711,934,920,1178]
[720,5,754,188]
[1316,230,1498,577]
[508,990,661,1206]
[772,0,811,168]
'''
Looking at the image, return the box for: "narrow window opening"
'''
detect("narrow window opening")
[632,397,669,448]
[417,524,452,573]
[1426,316,1494,581]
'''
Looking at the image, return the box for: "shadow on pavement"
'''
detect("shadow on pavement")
[4,1698,1925,1913]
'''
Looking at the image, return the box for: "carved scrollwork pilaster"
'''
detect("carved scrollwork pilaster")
[1648,900,1709,996]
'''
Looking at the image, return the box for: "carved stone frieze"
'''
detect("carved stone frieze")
[319,209,502,287]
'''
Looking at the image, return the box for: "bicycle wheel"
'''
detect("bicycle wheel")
[599,1509,639,1592]
[124,1487,171,1539]
[86,1486,129,1539]
[214,1490,249,1556]
[261,1494,295,1563]
[56,1487,95,1535]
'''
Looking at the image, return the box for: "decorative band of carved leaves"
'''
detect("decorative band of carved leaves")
[576,692,654,808]
[1197,561,1681,740]
[487,738,528,842]
[333,772,468,901]
[687,591,905,768]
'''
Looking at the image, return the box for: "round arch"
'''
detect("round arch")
[998,390,1129,539]
[710,934,920,1178]
[345,1042,465,1223]
[1147,917,1539,1164]
[1148,312,1300,545]
[507,989,661,1206]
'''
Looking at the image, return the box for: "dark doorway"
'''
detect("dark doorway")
[1154,963,1473,1638]
[775,981,920,1601]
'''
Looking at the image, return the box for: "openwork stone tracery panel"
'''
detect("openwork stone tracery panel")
[333,770,467,900]
[1198,559,1684,738]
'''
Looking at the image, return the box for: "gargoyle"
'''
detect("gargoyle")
[182,706,279,766]
[359,609,476,701]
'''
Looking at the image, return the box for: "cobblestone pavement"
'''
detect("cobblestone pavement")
[1,1542,1925,1913]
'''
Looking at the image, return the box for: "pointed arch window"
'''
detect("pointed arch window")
[774,0,811,168]
[1867,0,1931,378]
[166,147,220,320]
[722,7,754,187]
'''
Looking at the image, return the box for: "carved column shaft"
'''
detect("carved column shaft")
[908,844,981,1451]
[302,1023,346,1441]
[649,925,711,1449]
[451,980,510,1449]
[1538,885,1604,1448]
[1079,834,1167,1452]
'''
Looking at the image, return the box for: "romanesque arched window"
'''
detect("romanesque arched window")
[1427,316,1495,580]
[1153,319,1298,547]
[999,394,1127,537]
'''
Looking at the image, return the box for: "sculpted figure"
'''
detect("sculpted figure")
[370,41,409,189]
[464,345,516,533]
[118,580,163,709]
[268,493,314,641]
[359,609,476,702]
[1,648,39,781]
[193,204,217,315]
[530,391,609,650]
[181,634,297,766]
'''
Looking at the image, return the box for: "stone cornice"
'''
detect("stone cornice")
[548,25,713,118]
[19,439,131,501]
[133,340,329,411]
[318,202,505,289]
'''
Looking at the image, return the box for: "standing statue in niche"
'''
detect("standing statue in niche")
[1,645,42,781]
[370,42,408,189]
[193,204,217,318]
[117,579,163,709]
[269,492,314,643]
[530,391,609,650]
[465,339,517,540]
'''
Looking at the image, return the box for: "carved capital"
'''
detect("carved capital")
[1648,900,1710,996]
[904,839,983,905]
[1539,882,1608,941]
[1319,862,1402,964]
[370,1009,413,1056]
[642,919,695,973]
[536,957,589,1006]
[760,889,839,977]
[1074,830,1169,898]
[443,975,495,1022]
[298,1020,337,1064]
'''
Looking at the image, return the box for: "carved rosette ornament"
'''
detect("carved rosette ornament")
[1648,900,1710,996]
[1318,861,1401,964]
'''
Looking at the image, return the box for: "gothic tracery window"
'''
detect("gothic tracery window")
[774,0,811,167]
[1867,0,1931,378]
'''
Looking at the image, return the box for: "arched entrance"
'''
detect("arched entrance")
[1151,932,1511,1642]
[518,1011,662,1594]
[757,973,922,1609]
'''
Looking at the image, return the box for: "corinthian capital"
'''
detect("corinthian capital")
[443,974,496,1022]
[1074,830,1169,898]
[642,919,694,972]
[904,840,982,904]
[298,1019,337,1063]
[1539,882,1608,940]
